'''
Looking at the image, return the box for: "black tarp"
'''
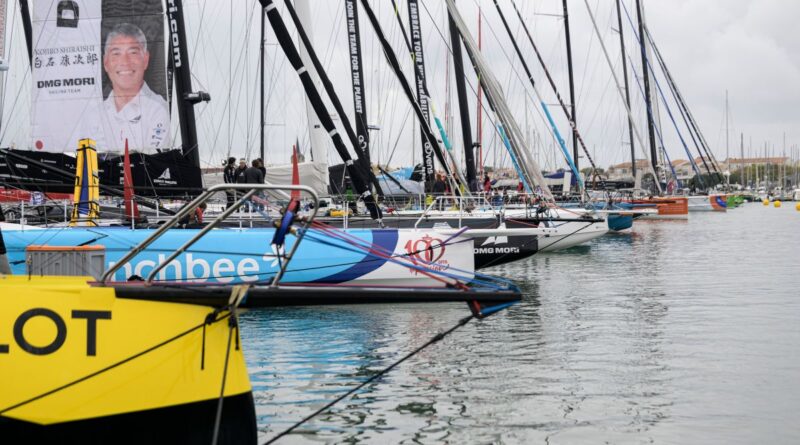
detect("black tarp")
[0,148,202,196]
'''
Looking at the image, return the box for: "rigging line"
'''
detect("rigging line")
[626,52,681,187]
[643,26,720,176]
[494,0,598,194]
[574,0,603,108]
[416,1,523,166]
[580,0,662,193]
[261,313,476,445]
[618,1,703,186]
[384,108,413,167]
[228,0,233,155]
[321,1,345,73]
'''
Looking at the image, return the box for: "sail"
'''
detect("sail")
[31,0,170,154]
[406,0,435,187]
[295,0,328,170]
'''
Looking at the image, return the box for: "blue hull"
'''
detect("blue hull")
[3,227,460,285]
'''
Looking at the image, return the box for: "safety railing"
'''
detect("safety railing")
[99,183,318,286]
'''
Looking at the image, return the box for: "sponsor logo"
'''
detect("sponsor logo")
[475,236,519,255]
[109,253,264,284]
[167,0,182,68]
[404,235,450,273]
[157,168,171,180]
[37,77,95,88]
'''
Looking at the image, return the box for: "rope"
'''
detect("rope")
[261,313,476,444]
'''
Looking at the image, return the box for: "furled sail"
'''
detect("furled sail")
[444,0,553,200]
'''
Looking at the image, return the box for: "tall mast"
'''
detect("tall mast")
[448,8,477,191]
[476,7,483,179]
[259,6,266,162]
[562,0,578,173]
[635,0,658,179]
[725,90,729,163]
[167,0,209,173]
[615,0,636,179]
[406,0,436,189]
[740,132,744,187]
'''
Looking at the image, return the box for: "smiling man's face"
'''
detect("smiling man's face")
[103,35,149,97]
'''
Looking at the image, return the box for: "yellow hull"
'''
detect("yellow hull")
[0,275,255,443]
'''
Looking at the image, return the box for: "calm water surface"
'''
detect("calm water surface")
[240,203,800,444]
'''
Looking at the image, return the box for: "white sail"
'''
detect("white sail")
[295,0,328,171]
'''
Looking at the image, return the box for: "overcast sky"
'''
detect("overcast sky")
[2,0,798,173]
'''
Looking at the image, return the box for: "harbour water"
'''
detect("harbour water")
[241,203,799,444]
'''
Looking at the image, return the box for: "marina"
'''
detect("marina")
[242,204,800,444]
[0,0,798,444]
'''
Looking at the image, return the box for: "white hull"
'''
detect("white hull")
[687,195,714,212]
[537,220,609,252]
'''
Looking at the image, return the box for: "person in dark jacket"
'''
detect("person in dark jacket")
[223,157,237,209]
[244,160,265,184]
[244,160,265,211]
[432,174,446,194]
[234,159,248,184]
[255,158,267,178]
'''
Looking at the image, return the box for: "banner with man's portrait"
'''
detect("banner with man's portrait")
[31,0,169,154]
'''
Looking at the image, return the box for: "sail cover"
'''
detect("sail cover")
[31,0,169,154]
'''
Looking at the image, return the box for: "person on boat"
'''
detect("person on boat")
[244,160,265,184]
[223,157,238,209]
[483,174,492,193]
[235,159,248,183]
[177,202,206,228]
[101,23,169,152]
[255,158,267,179]
[244,160,265,211]
[0,215,11,275]
[432,173,446,195]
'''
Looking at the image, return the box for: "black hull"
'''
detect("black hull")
[0,392,257,445]
[112,284,522,307]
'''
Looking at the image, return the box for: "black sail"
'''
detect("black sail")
[357,0,455,188]
[260,0,382,220]
[406,0,436,189]
[345,0,371,169]
[447,9,477,192]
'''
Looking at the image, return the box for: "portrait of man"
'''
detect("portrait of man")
[101,22,169,152]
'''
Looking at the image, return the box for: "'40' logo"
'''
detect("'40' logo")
[404,235,446,264]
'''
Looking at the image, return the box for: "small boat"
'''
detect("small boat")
[625,196,689,220]
[687,194,728,212]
